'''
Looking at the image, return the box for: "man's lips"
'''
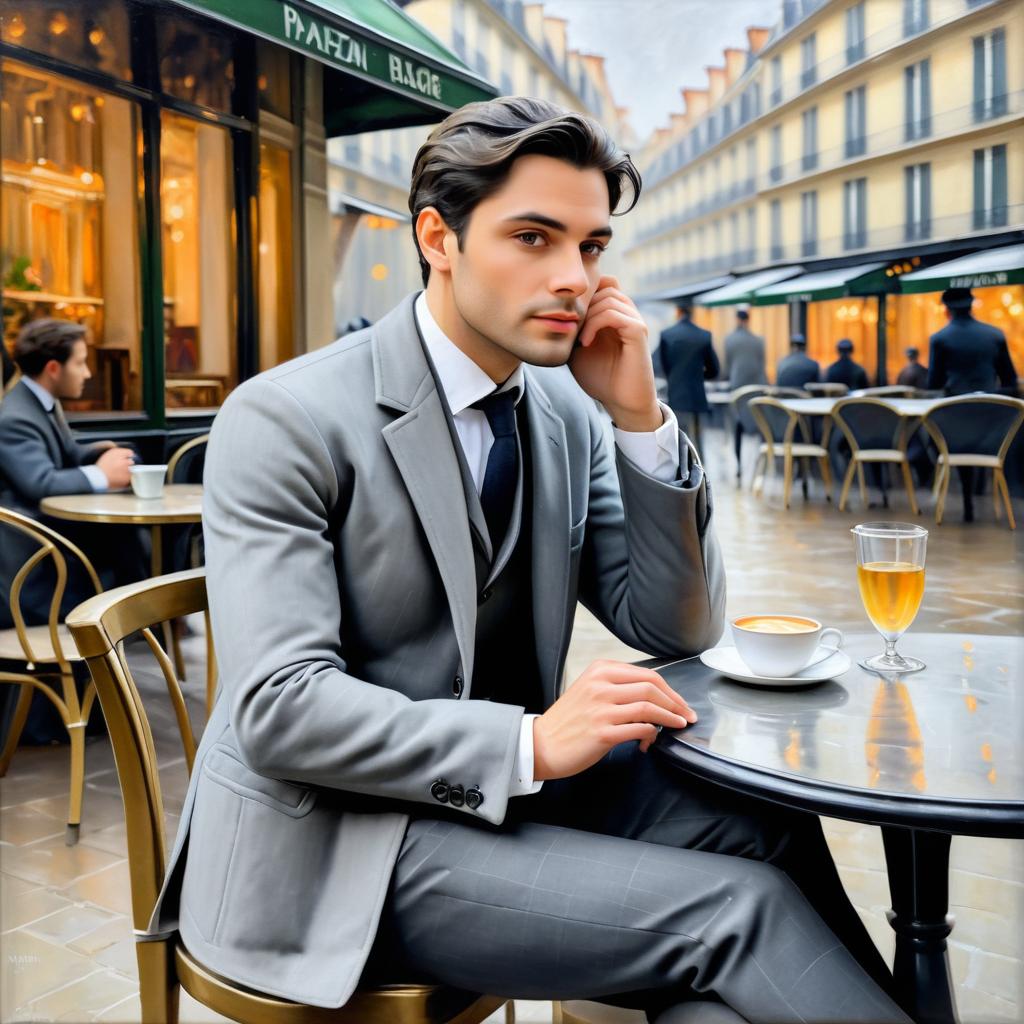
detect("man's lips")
[532,314,579,332]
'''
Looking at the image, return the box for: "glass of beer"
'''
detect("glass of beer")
[852,522,928,675]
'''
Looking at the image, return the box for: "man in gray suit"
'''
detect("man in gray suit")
[151,99,907,1023]
[721,309,766,474]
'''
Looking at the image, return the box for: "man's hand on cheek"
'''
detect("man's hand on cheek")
[531,660,698,782]
[569,275,661,432]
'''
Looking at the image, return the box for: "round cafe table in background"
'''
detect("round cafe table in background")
[40,486,212,709]
[649,633,1023,1024]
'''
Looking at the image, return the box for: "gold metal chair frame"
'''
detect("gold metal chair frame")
[0,506,105,843]
[166,433,210,484]
[748,397,833,508]
[66,569,510,1024]
[921,395,1024,529]
[831,397,920,515]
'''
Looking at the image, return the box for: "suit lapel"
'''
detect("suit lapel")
[374,296,479,690]
[522,370,571,706]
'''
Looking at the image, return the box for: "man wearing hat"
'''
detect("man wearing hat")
[896,347,928,390]
[927,287,1019,521]
[775,334,820,389]
[655,300,719,451]
[825,339,870,390]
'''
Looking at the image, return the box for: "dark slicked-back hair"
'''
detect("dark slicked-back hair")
[14,318,86,377]
[409,96,641,286]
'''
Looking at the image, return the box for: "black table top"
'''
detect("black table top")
[653,633,1024,838]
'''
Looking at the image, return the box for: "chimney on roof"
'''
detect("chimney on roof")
[723,47,746,86]
[682,88,709,119]
[705,65,726,103]
[747,26,771,54]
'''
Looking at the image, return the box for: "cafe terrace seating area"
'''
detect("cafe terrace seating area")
[1,423,1022,1023]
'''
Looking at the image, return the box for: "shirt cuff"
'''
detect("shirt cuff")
[509,713,544,796]
[80,465,108,492]
[612,401,682,483]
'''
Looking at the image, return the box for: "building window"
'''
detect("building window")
[770,199,783,260]
[746,206,757,263]
[452,0,466,57]
[802,107,818,171]
[904,60,931,141]
[904,163,931,241]
[846,2,866,65]
[903,0,928,38]
[843,178,867,249]
[801,190,817,257]
[844,85,867,158]
[800,34,817,89]
[973,28,1008,122]
[730,212,740,260]
[973,144,1008,229]
[160,110,238,412]
[157,9,236,113]
[770,56,782,107]
[258,142,294,371]
[770,124,783,182]
[257,39,293,120]
[745,137,757,192]
[783,0,801,30]
[1,59,142,412]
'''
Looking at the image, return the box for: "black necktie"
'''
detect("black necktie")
[47,402,77,457]
[472,388,519,551]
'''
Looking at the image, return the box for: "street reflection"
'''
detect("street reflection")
[864,680,926,793]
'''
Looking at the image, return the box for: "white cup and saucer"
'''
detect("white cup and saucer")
[129,465,168,499]
[700,614,851,688]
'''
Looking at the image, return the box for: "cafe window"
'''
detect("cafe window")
[157,10,236,112]
[160,111,237,411]
[1,60,143,412]
[257,38,293,120]
[0,1,131,81]
[258,142,295,371]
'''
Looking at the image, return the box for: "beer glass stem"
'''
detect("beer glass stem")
[885,639,899,660]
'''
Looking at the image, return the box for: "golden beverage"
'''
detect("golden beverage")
[857,561,925,639]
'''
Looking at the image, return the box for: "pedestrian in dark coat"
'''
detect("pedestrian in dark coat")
[655,302,719,451]
[825,339,870,390]
[896,347,929,390]
[775,334,820,389]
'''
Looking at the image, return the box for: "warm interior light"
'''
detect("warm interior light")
[88,27,105,46]
[31,115,44,124]
[7,14,26,39]
[80,171,94,184]
[70,103,86,122]
[168,204,185,220]
[49,12,69,36]
[171,228,185,244]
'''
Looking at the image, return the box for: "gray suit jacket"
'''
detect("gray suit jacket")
[151,293,726,1007]
[722,328,766,389]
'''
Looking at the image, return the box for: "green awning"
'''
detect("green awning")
[899,244,1024,294]
[175,0,498,134]
[640,275,735,304]
[697,266,803,307]
[751,262,890,305]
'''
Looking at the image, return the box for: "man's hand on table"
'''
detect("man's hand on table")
[96,447,136,489]
[532,660,698,781]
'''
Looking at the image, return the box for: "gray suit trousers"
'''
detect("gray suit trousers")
[368,740,910,1024]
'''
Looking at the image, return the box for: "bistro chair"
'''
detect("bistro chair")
[748,397,833,508]
[850,386,917,399]
[921,395,1024,529]
[65,569,511,1024]
[831,398,919,514]
[804,382,848,398]
[0,507,104,844]
[166,432,210,485]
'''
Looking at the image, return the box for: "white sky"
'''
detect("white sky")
[538,0,784,142]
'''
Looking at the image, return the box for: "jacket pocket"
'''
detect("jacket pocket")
[569,517,586,551]
[202,744,317,818]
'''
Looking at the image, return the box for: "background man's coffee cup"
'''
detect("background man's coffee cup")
[129,465,167,499]
[731,614,844,677]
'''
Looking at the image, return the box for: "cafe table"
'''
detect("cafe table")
[40,486,211,705]
[651,632,1023,1024]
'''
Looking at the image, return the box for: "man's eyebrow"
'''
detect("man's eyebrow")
[503,212,613,239]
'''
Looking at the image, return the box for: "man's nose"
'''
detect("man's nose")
[549,250,589,297]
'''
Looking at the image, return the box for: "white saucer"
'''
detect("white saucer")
[699,645,852,688]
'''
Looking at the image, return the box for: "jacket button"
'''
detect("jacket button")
[452,675,463,697]
[465,787,483,810]
[430,779,450,803]
[448,784,465,807]
[479,587,493,603]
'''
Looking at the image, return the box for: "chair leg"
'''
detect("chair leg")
[801,456,810,500]
[204,608,218,720]
[818,456,834,502]
[170,620,187,683]
[138,940,180,1024]
[936,461,952,525]
[66,720,86,845]
[932,460,945,501]
[505,1000,516,1023]
[996,469,1015,529]
[856,463,868,508]
[900,459,919,516]
[752,451,766,496]
[839,462,857,512]
[0,683,34,776]
[783,450,794,509]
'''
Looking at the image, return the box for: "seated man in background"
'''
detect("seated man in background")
[775,333,820,389]
[896,346,928,390]
[825,338,870,390]
[0,318,147,626]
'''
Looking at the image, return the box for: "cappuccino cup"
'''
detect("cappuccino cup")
[731,614,843,678]
[129,465,167,499]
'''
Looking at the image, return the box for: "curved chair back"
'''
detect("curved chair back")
[66,570,504,1024]
[922,396,1024,461]
[167,432,210,484]
[730,385,773,435]
[768,386,809,399]
[805,382,848,397]
[852,386,916,399]
[832,398,905,453]
[0,506,102,672]
[748,396,799,447]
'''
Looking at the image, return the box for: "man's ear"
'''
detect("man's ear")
[415,207,454,276]
[43,358,63,382]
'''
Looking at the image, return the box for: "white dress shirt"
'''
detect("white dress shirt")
[22,376,107,492]
[414,294,683,796]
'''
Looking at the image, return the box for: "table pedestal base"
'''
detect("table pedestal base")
[882,827,957,1024]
